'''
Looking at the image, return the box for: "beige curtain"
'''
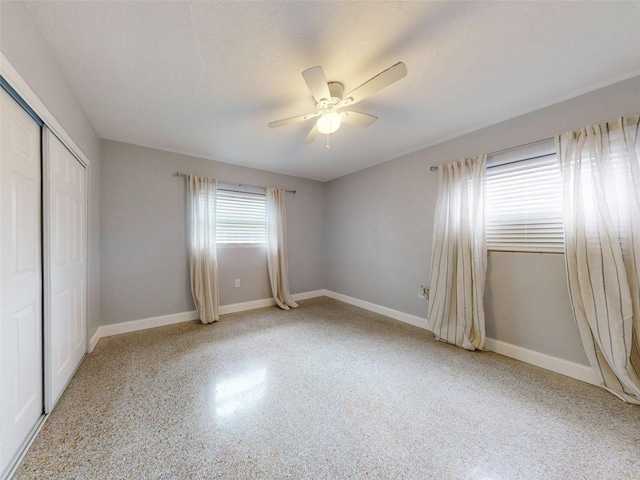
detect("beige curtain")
[427,156,487,350]
[556,115,640,404]
[266,188,298,310]
[187,174,219,324]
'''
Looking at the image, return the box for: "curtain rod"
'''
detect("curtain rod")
[175,172,296,194]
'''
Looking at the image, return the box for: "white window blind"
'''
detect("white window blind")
[486,139,564,253]
[216,189,267,244]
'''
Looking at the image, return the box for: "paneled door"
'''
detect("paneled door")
[45,129,87,411]
[0,88,43,475]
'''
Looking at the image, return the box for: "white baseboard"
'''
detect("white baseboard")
[87,289,597,387]
[90,310,200,351]
[216,290,329,315]
[219,298,275,315]
[484,337,598,385]
[292,289,327,302]
[322,290,430,330]
[322,290,598,386]
[89,328,101,353]
[88,290,328,352]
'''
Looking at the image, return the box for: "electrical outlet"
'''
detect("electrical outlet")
[418,285,429,300]
[235,279,241,288]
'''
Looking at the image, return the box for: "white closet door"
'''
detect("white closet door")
[45,129,87,411]
[0,89,43,475]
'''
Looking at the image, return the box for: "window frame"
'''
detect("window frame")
[215,185,267,247]
[485,138,564,254]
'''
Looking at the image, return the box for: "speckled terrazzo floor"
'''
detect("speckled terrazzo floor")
[14,297,640,479]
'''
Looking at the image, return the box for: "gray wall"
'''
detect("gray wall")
[5,0,638,367]
[100,140,325,325]
[1,1,102,340]
[484,252,579,360]
[326,75,640,365]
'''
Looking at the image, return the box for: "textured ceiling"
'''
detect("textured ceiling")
[26,1,640,181]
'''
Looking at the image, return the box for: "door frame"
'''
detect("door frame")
[1,53,92,478]
[0,54,91,168]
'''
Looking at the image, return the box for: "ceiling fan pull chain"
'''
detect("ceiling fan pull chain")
[326,134,330,149]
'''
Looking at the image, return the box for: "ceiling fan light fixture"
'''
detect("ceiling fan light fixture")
[316,112,341,134]
[269,62,406,142]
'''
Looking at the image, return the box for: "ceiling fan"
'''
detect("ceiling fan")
[268,62,407,143]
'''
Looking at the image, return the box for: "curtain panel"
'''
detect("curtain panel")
[187,174,220,324]
[556,115,640,404]
[266,188,298,310]
[427,155,487,351]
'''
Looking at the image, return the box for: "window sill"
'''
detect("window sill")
[488,248,564,255]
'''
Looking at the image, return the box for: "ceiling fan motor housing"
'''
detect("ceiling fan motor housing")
[317,82,344,110]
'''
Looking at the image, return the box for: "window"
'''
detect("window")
[485,139,564,253]
[216,188,267,245]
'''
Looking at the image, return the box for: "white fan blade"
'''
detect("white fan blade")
[341,111,378,127]
[341,62,407,107]
[304,124,319,143]
[302,66,331,103]
[269,112,318,128]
